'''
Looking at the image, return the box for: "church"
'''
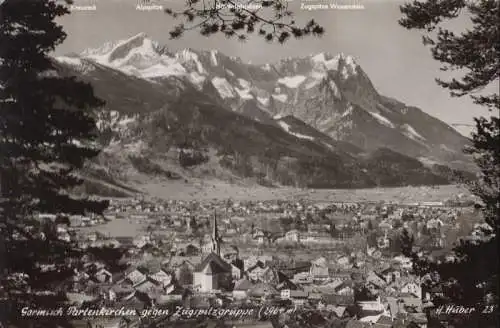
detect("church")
[201,210,223,254]
[193,211,232,292]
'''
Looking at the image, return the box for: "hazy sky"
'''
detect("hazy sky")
[54,0,495,136]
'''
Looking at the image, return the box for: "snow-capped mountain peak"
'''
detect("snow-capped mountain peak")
[79,32,172,73]
[53,33,474,176]
[175,48,207,74]
[311,52,340,71]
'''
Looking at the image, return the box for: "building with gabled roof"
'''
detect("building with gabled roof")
[193,252,232,292]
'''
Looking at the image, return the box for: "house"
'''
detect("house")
[167,256,200,271]
[149,269,173,287]
[102,285,133,302]
[334,281,354,296]
[285,229,300,242]
[114,236,134,248]
[253,230,266,245]
[94,268,113,283]
[288,290,309,306]
[292,271,313,284]
[336,255,351,268]
[182,244,200,256]
[407,312,428,328]
[175,261,195,287]
[374,315,393,328]
[134,277,162,295]
[330,272,351,281]
[377,235,390,249]
[320,294,354,306]
[280,289,309,305]
[399,296,423,313]
[276,275,299,291]
[329,305,348,318]
[201,241,216,254]
[124,267,149,287]
[259,267,281,284]
[366,271,387,291]
[393,255,413,270]
[221,245,239,261]
[247,264,272,282]
[310,257,329,281]
[358,296,385,313]
[243,258,264,271]
[308,292,322,303]
[386,297,400,319]
[232,279,253,300]
[193,252,232,292]
[401,282,422,299]
[230,262,244,280]
[379,267,401,284]
[248,282,278,299]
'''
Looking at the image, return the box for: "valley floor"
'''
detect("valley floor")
[135,180,471,203]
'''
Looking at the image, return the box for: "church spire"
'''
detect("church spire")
[212,209,221,256]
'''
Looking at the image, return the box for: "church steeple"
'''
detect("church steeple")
[212,209,221,256]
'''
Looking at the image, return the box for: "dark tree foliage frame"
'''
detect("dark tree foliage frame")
[399,0,499,327]
[0,0,108,327]
[165,0,324,43]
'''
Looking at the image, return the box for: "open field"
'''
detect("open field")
[136,178,472,203]
[77,217,149,238]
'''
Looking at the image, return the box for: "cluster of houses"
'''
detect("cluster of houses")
[49,211,441,328]
[23,197,482,328]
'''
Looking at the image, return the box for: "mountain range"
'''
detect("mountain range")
[54,33,476,196]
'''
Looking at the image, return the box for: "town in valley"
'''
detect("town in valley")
[26,190,489,328]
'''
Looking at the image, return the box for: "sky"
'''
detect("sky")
[54,0,496,136]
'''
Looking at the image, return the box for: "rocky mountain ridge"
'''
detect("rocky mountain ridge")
[53,33,476,195]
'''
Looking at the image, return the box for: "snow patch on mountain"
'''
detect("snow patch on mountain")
[82,33,153,66]
[418,157,439,166]
[341,66,351,80]
[237,78,251,89]
[440,144,456,153]
[343,104,354,117]
[176,49,206,74]
[329,80,341,99]
[272,94,288,102]
[258,96,270,106]
[56,56,83,67]
[262,63,272,71]
[311,53,340,71]
[277,121,314,141]
[81,40,117,61]
[278,75,307,88]
[140,62,186,78]
[402,124,426,141]
[188,71,206,87]
[305,70,328,89]
[235,87,253,100]
[55,56,95,74]
[368,111,395,128]
[211,77,235,98]
[343,54,358,72]
[305,80,320,89]
[225,69,235,77]
[210,50,218,66]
